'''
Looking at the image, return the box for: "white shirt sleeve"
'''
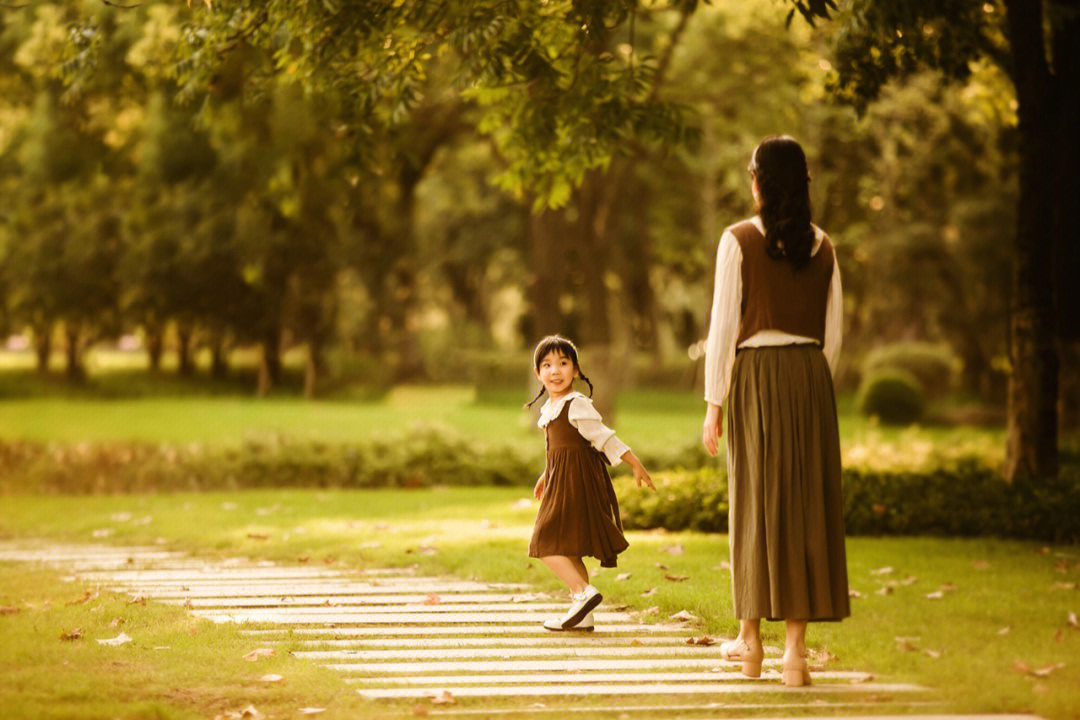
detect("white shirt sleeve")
[567,396,630,467]
[822,254,843,375]
[703,230,742,407]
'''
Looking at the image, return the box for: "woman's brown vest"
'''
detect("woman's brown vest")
[731,220,834,347]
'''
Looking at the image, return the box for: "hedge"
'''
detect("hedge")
[616,464,1080,543]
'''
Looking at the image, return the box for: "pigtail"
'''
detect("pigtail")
[524,386,547,409]
[578,372,594,398]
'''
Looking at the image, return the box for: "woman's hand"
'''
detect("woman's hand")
[702,403,723,456]
[533,472,546,499]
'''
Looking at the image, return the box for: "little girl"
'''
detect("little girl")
[525,335,655,631]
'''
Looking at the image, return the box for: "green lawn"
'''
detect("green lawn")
[2,489,1078,720]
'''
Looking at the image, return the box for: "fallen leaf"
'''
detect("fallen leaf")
[0,606,20,615]
[431,690,455,705]
[630,639,643,646]
[848,589,863,598]
[924,591,945,600]
[615,573,632,581]
[895,638,919,652]
[423,594,440,606]
[91,529,113,538]
[1067,611,1078,628]
[664,574,689,582]
[870,566,894,576]
[973,560,990,570]
[97,632,132,646]
[901,574,919,586]
[875,586,893,596]
[640,588,657,597]
[1012,660,1032,674]
[940,582,957,592]
[67,591,99,606]
[662,544,684,555]
[259,674,284,683]
[247,533,269,541]
[60,627,83,641]
[1054,630,1065,643]
[297,556,310,563]
[412,705,429,716]
[242,648,276,661]
[127,596,146,606]
[997,626,1011,635]
[297,710,326,716]
[924,649,942,659]
[108,617,124,627]
[642,606,660,615]
[1033,663,1065,677]
[695,636,715,646]
[1053,582,1077,591]
[807,648,837,665]
[239,705,264,719]
[654,563,669,571]
[670,610,698,622]
[152,646,170,651]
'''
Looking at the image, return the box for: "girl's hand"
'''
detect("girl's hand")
[533,472,546,499]
[633,462,655,491]
[702,403,723,456]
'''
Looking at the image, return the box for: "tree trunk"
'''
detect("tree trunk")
[33,326,51,374]
[64,324,84,382]
[1003,0,1059,481]
[209,328,228,379]
[304,340,324,399]
[146,325,163,373]
[526,204,573,340]
[1051,2,1080,342]
[257,329,281,397]
[176,324,194,377]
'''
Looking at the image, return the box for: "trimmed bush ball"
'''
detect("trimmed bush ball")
[863,342,960,398]
[858,368,926,425]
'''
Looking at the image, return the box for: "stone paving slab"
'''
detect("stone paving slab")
[356,670,874,685]
[324,658,773,673]
[292,636,733,648]
[240,624,691,636]
[194,609,645,624]
[297,646,737,660]
[355,681,924,699]
[177,599,571,611]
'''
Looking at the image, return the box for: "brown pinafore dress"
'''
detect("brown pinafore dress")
[528,401,629,568]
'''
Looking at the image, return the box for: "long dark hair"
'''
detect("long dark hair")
[524,334,594,409]
[749,135,815,269]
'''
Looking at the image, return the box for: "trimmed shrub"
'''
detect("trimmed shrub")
[863,342,960,398]
[616,464,1080,543]
[858,368,925,425]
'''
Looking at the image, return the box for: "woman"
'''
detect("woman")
[701,135,849,687]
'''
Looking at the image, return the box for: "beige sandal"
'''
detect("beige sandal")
[782,652,812,687]
[720,637,764,678]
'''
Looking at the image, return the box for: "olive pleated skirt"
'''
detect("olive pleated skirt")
[726,344,850,622]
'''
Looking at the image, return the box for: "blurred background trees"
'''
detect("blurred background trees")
[0,0,1075,478]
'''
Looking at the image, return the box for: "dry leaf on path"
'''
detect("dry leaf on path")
[876,586,893,596]
[243,648,276,661]
[423,594,440,605]
[848,589,863,598]
[297,710,326,716]
[1067,611,1078,628]
[127,596,146,606]
[670,610,698,622]
[895,638,919,652]
[97,632,132,646]
[640,588,657,597]
[412,705,429,716]
[654,563,669,571]
[695,636,715,646]
[615,573,632,581]
[108,617,124,627]
[431,690,455,705]
[997,626,1011,635]
[259,674,284,683]
[901,574,918,585]
[664,574,689,582]
[924,649,942,659]
[924,591,945,600]
[60,627,83,641]
[1033,663,1065,677]
[642,606,660,615]
[871,566,894,576]
[239,705,264,719]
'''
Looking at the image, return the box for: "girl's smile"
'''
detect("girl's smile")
[535,351,578,399]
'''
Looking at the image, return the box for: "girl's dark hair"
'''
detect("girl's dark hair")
[525,334,594,408]
[749,135,815,269]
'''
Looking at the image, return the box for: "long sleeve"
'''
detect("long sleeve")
[567,396,630,467]
[704,230,743,407]
[822,255,843,375]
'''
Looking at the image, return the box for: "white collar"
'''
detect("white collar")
[537,391,586,428]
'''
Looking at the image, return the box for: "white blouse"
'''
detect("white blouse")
[704,216,843,407]
[537,391,631,467]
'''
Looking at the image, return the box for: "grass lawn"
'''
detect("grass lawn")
[3,488,1079,719]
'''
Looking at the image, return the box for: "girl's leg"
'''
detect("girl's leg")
[571,557,589,587]
[739,618,762,647]
[540,555,588,594]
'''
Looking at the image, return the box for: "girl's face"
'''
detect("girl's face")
[535,350,578,399]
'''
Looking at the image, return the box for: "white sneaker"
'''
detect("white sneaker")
[562,585,602,629]
[543,611,594,632]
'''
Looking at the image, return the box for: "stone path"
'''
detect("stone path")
[0,541,1040,718]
